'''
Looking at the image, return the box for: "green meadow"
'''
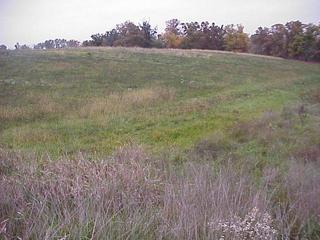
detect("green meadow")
[1,47,319,158]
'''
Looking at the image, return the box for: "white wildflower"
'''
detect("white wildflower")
[208,207,278,240]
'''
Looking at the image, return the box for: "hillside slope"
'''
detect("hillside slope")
[0,47,319,156]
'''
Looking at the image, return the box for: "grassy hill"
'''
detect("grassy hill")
[1,47,319,157]
[1,48,320,239]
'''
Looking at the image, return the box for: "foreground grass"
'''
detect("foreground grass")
[1,47,319,156]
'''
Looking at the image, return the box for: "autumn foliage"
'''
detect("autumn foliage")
[4,19,318,62]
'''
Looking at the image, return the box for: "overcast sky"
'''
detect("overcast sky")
[0,0,319,48]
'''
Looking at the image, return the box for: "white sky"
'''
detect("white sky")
[0,0,319,48]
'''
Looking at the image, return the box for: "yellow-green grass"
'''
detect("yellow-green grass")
[0,47,319,157]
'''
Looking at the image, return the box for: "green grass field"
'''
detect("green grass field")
[1,47,319,158]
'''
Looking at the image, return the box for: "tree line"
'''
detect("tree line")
[83,20,249,52]
[12,39,81,50]
[251,21,320,61]
[82,19,319,61]
[1,19,319,61]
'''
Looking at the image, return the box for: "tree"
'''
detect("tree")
[14,42,20,50]
[299,23,320,61]
[66,40,80,48]
[208,22,225,50]
[286,21,305,58]
[180,21,225,50]
[44,39,55,49]
[20,44,30,50]
[54,39,67,48]
[180,21,202,49]
[0,44,7,50]
[224,25,249,52]
[269,24,288,57]
[250,27,273,55]
[114,21,147,47]
[84,21,157,48]
[34,42,45,49]
[139,21,157,47]
[103,29,119,46]
[90,34,105,46]
[163,19,183,48]
[34,39,80,49]
[82,40,94,47]
[163,32,183,48]
[165,19,182,35]
[151,34,165,48]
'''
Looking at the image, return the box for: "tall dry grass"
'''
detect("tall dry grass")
[274,162,320,239]
[1,145,319,239]
[0,146,162,239]
[79,87,175,118]
[0,87,175,123]
[0,94,62,122]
